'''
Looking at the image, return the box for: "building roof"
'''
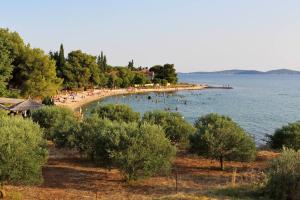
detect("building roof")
[9,99,43,112]
[0,104,8,110]
[0,97,25,105]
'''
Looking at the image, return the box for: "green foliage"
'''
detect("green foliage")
[63,50,93,89]
[11,46,62,98]
[150,64,178,84]
[31,106,77,140]
[265,148,300,200]
[73,116,176,180]
[128,59,135,71]
[92,104,140,123]
[190,113,256,170]
[42,96,54,105]
[143,110,196,145]
[0,28,25,96]
[0,115,48,185]
[112,122,176,180]
[267,122,300,150]
[97,51,108,72]
[0,109,8,117]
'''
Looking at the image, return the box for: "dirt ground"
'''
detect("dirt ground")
[4,144,278,200]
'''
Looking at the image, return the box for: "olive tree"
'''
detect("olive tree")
[73,116,176,180]
[267,122,300,150]
[142,110,196,145]
[112,123,176,180]
[189,113,256,170]
[31,106,77,140]
[0,115,48,184]
[265,148,300,200]
[91,104,140,123]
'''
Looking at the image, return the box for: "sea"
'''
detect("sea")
[83,73,300,144]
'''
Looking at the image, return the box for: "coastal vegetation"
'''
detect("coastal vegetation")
[267,121,300,150]
[265,148,300,200]
[189,113,257,170]
[0,103,300,199]
[0,28,178,99]
[142,110,196,145]
[0,115,48,185]
[91,104,140,123]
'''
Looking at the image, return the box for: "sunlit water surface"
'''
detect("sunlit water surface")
[83,74,300,144]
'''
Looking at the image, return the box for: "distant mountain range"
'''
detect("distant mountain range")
[185,69,300,75]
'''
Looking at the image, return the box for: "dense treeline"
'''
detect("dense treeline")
[0,28,178,98]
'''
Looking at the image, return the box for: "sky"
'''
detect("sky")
[1,0,300,72]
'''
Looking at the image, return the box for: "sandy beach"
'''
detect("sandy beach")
[55,84,208,110]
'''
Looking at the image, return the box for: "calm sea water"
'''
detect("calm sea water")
[83,74,300,144]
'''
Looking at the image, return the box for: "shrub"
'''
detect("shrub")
[42,96,54,105]
[74,116,176,180]
[265,148,300,200]
[91,104,140,123]
[31,106,77,140]
[112,123,176,180]
[267,122,300,150]
[190,113,256,170]
[143,110,196,145]
[0,115,48,185]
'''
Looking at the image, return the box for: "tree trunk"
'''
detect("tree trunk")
[220,155,224,170]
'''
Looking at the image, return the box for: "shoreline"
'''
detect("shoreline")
[55,84,208,110]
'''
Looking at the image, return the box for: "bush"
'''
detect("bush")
[265,148,300,200]
[0,115,48,184]
[267,122,300,150]
[42,96,54,105]
[91,104,140,123]
[112,123,176,180]
[31,106,77,140]
[74,116,176,180]
[143,110,196,145]
[190,113,256,170]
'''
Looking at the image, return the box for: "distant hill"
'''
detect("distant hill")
[186,69,300,75]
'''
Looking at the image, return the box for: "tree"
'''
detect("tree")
[189,113,256,170]
[63,50,96,89]
[73,117,176,180]
[11,47,62,98]
[150,64,178,84]
[133,73,149,85]
[0,37,13,96]
[112,122,176,180]
[143,110,196,145]
[91,104,140,123]
[0,28,25,96]
[97,51,108,72]
[128,59,135,71]
[267,122,300,150]
[265,148,300,200]
[0,115,48,185]
[31,106,77,140]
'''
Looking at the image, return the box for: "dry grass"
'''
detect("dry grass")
[3,144,277,200]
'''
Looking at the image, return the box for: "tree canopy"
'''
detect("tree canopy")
[142,110,196,145]
[1,28,179,98]
[0,115,48,184]
[91,104,140,123]
[267,122,300,150]
[189,113,256,170]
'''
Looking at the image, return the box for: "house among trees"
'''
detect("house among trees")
[140,69,155,81]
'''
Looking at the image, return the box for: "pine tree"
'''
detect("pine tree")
[58,44,65,67]
[128,59,134,70]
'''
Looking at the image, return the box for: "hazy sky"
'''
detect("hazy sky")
[1,0,300,72]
